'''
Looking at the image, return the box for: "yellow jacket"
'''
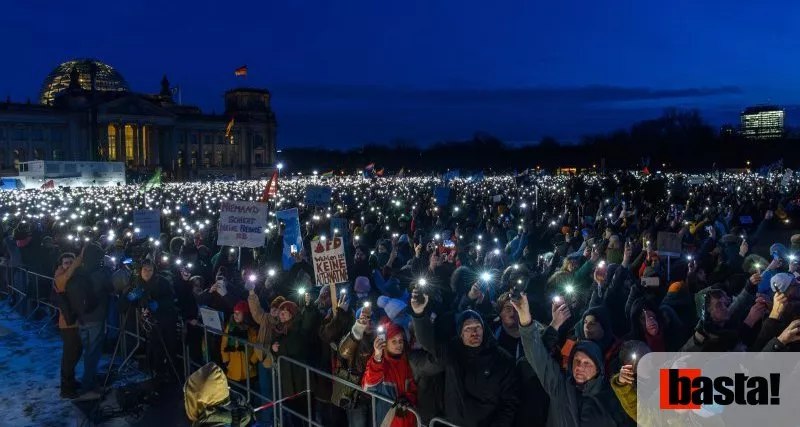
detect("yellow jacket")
[610,373,637,422]
[221,322,258,381]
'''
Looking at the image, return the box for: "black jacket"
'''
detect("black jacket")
[519,321,627,427]
[65,244,112,325]
[412,313,519,427]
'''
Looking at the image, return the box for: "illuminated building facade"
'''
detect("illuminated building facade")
[0,59,277,179]
[740,105,784,139]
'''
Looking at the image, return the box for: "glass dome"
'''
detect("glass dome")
[40,59,129,105]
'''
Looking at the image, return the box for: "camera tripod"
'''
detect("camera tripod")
[79,306,181,426]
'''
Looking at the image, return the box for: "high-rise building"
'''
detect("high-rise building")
[740,105,784,139]
[0,58,277,179]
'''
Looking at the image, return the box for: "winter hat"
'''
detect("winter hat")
[456,310,485,334]
[742,254,768,274]
[270,296,287,310]
[233,301,249,314]
[377,295,407,320]
[372,270,408,299]
[380,320,405,342]
[770,243,789,261]
[398,234,410,245]
[278,301,299,318]
[791,234,800,252]
[770,273,796,294]
[668,281,684,293]
[354,276,371,294]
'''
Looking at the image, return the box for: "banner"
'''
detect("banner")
[277,208,303,270]
[199,307,224,333]
[434,187,450,206]
[216,201,268,248]
[310,236,348,286]
[330,217,351,259]
[133,209,161,239]
[305,185,333,207]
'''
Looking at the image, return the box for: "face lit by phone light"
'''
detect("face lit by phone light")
[141,263,155,282]
[572,351,599,385]
[640,309,660,336]
[460,319,484,348]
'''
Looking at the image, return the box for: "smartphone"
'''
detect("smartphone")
[290,244,297,254]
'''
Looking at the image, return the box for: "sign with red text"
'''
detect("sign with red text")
[311,236,348,285]
[217,200,268,248]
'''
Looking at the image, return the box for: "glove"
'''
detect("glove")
[148,300,159,312]
[127,287,144,301]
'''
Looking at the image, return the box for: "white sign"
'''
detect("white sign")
[217,200,268,248]
[133,209,161,239]
[310,236,348,285]
[199,306,224,333]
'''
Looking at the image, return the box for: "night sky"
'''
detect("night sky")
[2,0,798,148]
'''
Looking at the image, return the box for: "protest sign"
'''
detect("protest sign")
[133,209,160,239]
[657,231,682,257]
[277,208,303,270]
[199,306,224,333]
[310,236,348,285]
[434,187,450,206]
[305,185,333,207]
[216,200,268,248]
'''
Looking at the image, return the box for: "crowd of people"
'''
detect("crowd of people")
[1,170,800,426]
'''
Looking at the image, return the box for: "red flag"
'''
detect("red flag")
[41,180,54,189]
[376,168,384,177]
[260,171,278,202]
[234,65,248,76]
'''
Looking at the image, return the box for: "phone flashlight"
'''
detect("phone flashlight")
[377,326,386,340]
[552,295,563,304]
[248,274,257,282]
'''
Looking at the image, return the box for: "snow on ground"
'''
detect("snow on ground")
[0,300,172,427]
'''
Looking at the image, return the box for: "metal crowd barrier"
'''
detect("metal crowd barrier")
[191,323,279,427]
[429,417,462,427]
[276,355,425,427]
[0,265,456,427]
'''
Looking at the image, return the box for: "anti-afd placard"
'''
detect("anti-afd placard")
[310,236,348,286]
[217,200,268,248]
[637,352,800,426]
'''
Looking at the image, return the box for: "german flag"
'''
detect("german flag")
[234,65,248,76]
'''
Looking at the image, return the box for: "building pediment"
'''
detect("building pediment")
[98,95,176,119]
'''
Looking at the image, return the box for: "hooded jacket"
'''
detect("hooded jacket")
[65,243,112,325]
[184,362,251,427]
[560,306,622,375]
[411,310,519,427]
[520,321,626,427]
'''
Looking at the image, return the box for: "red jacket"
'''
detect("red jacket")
[363,354,418,427]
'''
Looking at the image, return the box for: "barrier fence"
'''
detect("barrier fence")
[0,262,458,427]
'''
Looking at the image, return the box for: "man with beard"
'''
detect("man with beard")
[410,289,518,427]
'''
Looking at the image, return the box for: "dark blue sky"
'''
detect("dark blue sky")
[2,0,797,147]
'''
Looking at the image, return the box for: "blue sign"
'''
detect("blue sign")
[276,208,303,270]
[305,185,333,207]
[434,187,450,206]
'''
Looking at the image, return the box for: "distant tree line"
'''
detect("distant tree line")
[280,108,797,173]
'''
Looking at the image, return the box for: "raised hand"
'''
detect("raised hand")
[373,336,386,361]
[778,319,800,345]
[509,293,532,327]
[410,290,429,315]
[550,301,572,330]
[617,365,635,386]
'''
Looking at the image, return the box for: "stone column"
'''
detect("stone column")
[133,124,140,167]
